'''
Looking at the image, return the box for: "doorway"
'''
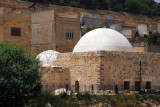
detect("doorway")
[124,81,129,90]
[146,81,151,90]
[75,81,79,93]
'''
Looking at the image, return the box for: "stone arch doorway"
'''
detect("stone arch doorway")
[75,81,79,93]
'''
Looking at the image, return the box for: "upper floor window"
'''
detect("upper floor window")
[11,27,21,36]
[65,32,74,39]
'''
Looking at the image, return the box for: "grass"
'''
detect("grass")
[32,92,160,107]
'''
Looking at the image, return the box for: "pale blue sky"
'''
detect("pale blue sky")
[155,0,160,3]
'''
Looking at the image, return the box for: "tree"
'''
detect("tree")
[112,4,123,12]
[125,0,141,14]
[144,33,160,44]
[0,42,42,107]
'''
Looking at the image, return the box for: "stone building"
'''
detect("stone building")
[158,23,160,33]
[39,28,160,92]
[80,16,138,42]
[0,7,80,55]
[37,50,71,92]
[137,24,154,37]
[120,26,136,42]
[80,17,125,36]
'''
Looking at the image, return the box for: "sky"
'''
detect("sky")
[155,0,160,3]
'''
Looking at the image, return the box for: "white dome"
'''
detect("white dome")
[36,50,59,67]
[73,28,133,52]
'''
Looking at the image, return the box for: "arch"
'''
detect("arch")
[75,81,79,93]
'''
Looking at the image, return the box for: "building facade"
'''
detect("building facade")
[56,51,160,92]
[39,28,160,93]
[0,7,80,55]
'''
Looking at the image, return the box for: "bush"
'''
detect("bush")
[144,33,160,44]
[112,4,123,12]
[0,42,42,107]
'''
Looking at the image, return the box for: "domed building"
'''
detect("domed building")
[37,50,59,67]
[40,28,160,93]
[73,28,133,52]
[37,50,70,92]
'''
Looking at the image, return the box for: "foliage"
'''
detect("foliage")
[33,93,160,106]
[87,26,102,31]
[22,0,160,16]
[112,4,123,12]
[0,42,42,107]
[76,92,93,105]
[144,33,160,44]
[125,0,141,14]
[34,92,79,107]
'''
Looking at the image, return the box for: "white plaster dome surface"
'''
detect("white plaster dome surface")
[73,28,133,52]
[36,50,59,67]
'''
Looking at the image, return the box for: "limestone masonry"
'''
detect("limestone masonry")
[0,7,80,55]
[0,6,160,93]
[39,28,160,92]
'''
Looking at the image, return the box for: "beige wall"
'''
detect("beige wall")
[2,8,32,53]
[56,51,160,91]
[133,46,145,52]
[56,16,80,52]
[57,52,101,91]
[158,23,160,33]
[120,29,135,40]
[101,51,160,90]
[31,10,56,55]
[0,7,80,55]
[40,67,71,92]
[58,13,79,19]
[31,10,55,24]
[0,26,4,41]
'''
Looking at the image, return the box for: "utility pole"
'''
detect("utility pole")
[139,61,142,92]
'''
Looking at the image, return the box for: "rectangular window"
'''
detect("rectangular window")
[11,27,21,36]
[65,32,74,39]
[135,81,140,91]
[72,33,74,39]
[146,81,151,90]
[124,81,129,90]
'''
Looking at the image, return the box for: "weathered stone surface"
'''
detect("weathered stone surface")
[0,7,80,55]
[40,66,70,92]
[54,51,160,91]
[158,23,160,33]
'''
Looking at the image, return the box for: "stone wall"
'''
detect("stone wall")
[1,8,32,53]
[110,24,122,32]
[132,43,160,53]
[40,66,70,92]
[57,51,160,91]
[81,17,125,28]
[146,45,160,53]
[100,51,160,90]
[57,52,101,91]
[0,7,81,55]
[132,43,147,52]
[120,29,136,41]
[158,23,160,33]
[55,16,80,52]
[0,7,4,41]
[31,10,56,55]
[58,13,79,19]
[137,24,153,37]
